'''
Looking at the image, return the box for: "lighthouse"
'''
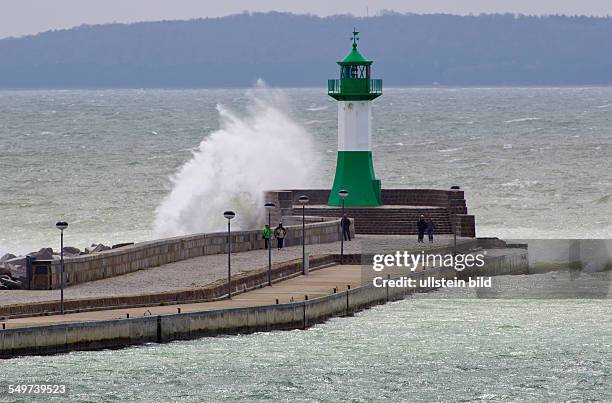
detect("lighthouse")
[327,29,383,207]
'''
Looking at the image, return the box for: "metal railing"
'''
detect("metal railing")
[369,79,383,94]
[328,79,341,94]
[327,79,383,95]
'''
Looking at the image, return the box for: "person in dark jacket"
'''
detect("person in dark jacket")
[274,222,287,250]
[340,214,351,241]
[417,215,427,243]
[427,218,435,243]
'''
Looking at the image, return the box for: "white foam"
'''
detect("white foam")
[306,105,328,111]
[504,117,541,123]
[438,147,462,153]
[153,86,318,238]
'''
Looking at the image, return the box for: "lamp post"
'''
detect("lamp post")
[264,202,276,286]
[223,211,236,299]
[338,189,349,264]
[298,195,309,274]
[55,221,68,314]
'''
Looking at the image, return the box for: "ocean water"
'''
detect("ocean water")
[0,87,611,254]
[1,89,610,401]
[1,273,611,402]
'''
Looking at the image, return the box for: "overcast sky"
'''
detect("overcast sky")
[2,0,612,39]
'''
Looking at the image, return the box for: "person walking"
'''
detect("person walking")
[262,224,272,250]
[417,215,427,243]
[340,214,352,241]
[427,218,435,243]
[274,222,287,250]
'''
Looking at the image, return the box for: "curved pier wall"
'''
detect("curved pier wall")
[0,248,528,359]
[48,218,350,289]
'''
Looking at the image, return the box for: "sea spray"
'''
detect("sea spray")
[153,88,318,238]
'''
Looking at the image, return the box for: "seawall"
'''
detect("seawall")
[0,245,528,359]
[42,217,351,289]
[1,254,338,319]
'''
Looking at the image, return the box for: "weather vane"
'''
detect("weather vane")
[351,28,359,49]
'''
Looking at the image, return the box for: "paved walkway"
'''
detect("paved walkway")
[3,264,363,329]
[0,235,474,306]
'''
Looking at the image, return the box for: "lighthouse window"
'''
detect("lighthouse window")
[341,66,351,79]
[341,65,370,79]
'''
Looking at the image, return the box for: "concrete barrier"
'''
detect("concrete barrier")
[46,218,346,289]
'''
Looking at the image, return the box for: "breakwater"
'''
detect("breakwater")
[0,254,338,319]
[0,243,527,359]
[40,217,350,289]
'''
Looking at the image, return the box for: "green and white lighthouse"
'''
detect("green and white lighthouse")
[327,29,383,207]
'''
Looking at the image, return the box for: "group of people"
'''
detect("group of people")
[417,215,435,243]
[262,222,287,250]
[262,214,432,247]
[261,215,353,250]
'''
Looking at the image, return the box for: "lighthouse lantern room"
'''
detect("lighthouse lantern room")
[327,29,383,207]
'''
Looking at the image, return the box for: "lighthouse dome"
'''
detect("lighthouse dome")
[338,47,373,66]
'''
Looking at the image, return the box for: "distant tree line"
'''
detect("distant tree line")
[1,12,611,88]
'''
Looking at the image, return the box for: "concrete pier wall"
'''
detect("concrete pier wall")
[1,254,338,318]
[0,247,527,359]
[265,188,476,237]
[48,218,348,289]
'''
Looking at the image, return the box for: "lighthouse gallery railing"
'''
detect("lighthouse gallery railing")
[327,79,383,96]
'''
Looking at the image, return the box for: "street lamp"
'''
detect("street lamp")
[223,211,236,299]
[55,221,68,315]
[298,195,309,275]
[338,189,349,264]
[264,202,276,286]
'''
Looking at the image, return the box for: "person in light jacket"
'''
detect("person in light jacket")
[274,222,287,249]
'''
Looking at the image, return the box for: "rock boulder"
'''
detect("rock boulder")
[86,244,111,254]
[1,253,16,262]
[34,247,54,260]
[5,256,27,268]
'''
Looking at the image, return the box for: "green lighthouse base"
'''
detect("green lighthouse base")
[327,151,382,206]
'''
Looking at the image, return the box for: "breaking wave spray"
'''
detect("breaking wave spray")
[153,85,319,238]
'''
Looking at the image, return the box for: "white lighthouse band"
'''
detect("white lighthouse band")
[338,101,372,151]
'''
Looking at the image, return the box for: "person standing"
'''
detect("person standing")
[274,222,287,250]
[417,215,427,243]
[262,224,271,250]
[340,214,352,241]
[427,218,435,243]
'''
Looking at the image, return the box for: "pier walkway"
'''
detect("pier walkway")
[0,235,474,307]
[3,264,364,329]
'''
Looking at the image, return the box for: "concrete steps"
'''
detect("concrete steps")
[301,206,454,235]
